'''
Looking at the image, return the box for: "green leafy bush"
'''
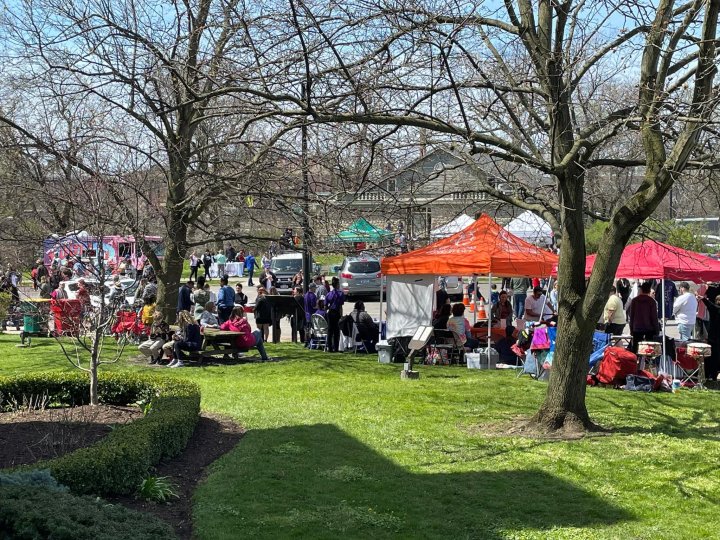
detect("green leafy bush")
[0,485,175,540]
[0,371,200,496]
[138,475,179,503]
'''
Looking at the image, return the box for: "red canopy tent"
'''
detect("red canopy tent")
[562,241,720,282]
[381,213,558,277]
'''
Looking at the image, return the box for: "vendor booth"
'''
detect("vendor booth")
[503,211,554,247]
[430,214,475,239]
[556,240,720,382]
[335,218,393,243]
[380,214,558,344]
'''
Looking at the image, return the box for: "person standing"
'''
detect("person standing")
[304,283,318,344]
[202,249,213,281]
[603,286,627,336]
[234,283,248,306]
[216,275,235,324]
[616,278,631,307]
[245,251,259,286]
[215,250,227,279]
[177,280,194,314]
[314,275,328,299]
[627,281,660,353]
[261,252,271,271]
[189,251,200,282]
[254,287,272,342]
[510,277,531,319]
[192,278,210,320]
[673,282,697,342]
[325,277,345,352]
[698,293,720,381]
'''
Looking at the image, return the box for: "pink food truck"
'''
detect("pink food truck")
[43,232,164,272]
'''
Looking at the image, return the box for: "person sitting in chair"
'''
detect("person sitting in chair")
[447,303,480,349]
[350,301,379,351]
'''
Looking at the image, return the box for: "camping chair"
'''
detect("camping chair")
[429,329,465,365]
[673,346,700,386]
[309,314,328,351]
[588,331,611,375]
[348,322,369,354]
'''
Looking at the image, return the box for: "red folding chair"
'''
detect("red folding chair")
[674,346,700,386]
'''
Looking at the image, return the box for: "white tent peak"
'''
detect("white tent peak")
[430,213,475,238]
[504,211,553,246]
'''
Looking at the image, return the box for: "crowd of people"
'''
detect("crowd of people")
[431,276,720,382]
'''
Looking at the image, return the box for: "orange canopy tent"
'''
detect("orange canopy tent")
[380,214,558,339]
[381,213,558,277]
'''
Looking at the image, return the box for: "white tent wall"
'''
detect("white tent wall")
[386,275,435,338]
[430,214,475,239]
[504,211,553,246]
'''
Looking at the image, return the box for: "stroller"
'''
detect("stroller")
[111,308,147,345]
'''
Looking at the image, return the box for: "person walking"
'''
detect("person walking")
[216,275,235,324]
[325,277,345,352]
[510,277,531,319]
[627,281,660,353]
[189,251,200,282]
[245,251,260,286]
[673,282,697,342]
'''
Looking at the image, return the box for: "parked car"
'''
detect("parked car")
[337,256,383,297]
[269,252,318,294]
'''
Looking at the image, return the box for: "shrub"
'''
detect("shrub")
[0,371,200,496]
[0,469,67,492]
[0,485,175,540]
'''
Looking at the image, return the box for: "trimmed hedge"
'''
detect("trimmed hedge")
[0,371,200,496]
[0,485,176,539]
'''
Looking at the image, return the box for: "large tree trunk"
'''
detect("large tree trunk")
[157,205,188,324]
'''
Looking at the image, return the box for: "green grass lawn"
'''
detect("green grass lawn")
[2,334,719,539]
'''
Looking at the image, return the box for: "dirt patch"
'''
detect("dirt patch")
[0,404,142,468]
[107,413,245,540]
[465,415,611,441]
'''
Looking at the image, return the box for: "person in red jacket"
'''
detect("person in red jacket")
[220,307,271,361]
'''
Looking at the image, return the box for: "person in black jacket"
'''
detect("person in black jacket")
[167,310,201,368]
[177,280,194,314]
[698,293,720,381]
[432,303,451,330]
[254,287,272,342]
[202,250,213,281]
[234,283,248,306]
[351,301,379,350]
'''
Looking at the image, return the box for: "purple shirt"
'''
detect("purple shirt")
[304,291,317,322]
[325,288,345,311]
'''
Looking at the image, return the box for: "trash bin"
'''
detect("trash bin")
[50,299,83,336]
[20,301,42,334]
[377,341,393,364]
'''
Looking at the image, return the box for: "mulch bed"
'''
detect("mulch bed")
[0,404,142,468]
[106,413,245,539]
[1,403,245,539]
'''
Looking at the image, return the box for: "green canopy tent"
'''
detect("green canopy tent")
[335,218,393,243]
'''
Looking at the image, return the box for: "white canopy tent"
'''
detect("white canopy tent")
[504,211,554,247]
[430,214,475,238]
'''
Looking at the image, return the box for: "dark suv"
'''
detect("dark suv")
[338,256,382,297]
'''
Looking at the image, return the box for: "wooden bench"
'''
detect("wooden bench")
[190,328,251,363]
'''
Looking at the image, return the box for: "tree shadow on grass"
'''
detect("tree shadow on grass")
[195,424,632,539]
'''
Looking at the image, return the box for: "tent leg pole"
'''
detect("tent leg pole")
[379,275,384,340]
[473,276,478,325]
[661,278,666,374]
[488,273,492,347]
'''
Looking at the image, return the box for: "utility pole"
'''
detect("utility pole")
[301,83,312,292]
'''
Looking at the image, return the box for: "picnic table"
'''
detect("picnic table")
[198,327,247,362]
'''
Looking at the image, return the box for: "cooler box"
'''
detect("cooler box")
[471,348,498,369]
[377,341,393,364]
